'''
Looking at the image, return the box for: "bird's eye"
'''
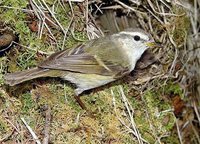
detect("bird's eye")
[133,35,140,41]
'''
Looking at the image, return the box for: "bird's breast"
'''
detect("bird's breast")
[120,39,138,71]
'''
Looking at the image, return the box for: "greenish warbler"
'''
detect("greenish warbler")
[5,29,156,95]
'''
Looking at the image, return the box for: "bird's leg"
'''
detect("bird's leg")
[74,89,96,118]
[74,95,87,110]
[74,95,95,118]
[74,88,87,110]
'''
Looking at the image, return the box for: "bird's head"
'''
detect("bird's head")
[113,28,158,70]
[119,28,156,51]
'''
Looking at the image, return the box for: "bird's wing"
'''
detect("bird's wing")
[39,38,130,77]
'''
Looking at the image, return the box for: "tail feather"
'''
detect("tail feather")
[4,68,53,86]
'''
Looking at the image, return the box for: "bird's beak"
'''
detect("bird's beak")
[146,41,161,48]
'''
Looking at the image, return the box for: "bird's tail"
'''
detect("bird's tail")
[4,68,56,86]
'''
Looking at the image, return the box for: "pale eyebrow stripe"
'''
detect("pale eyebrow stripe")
[119,31,149,40]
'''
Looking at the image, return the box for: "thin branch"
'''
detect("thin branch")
[176,119,183,144]
[21,118,41,144]
[118,86,145,144]
[42,106,51,144]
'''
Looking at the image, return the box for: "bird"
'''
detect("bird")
[4,28,156,95]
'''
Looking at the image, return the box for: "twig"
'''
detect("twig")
[193,0,198,39]
[79,3,104,38]
[40,0,66,34]
[190,121,200,143]
[111,90,140,138]
[12,41,54,55]
[193,101,200,126]
[129,0,141,5]
[4,117,20,134]
[0,130,14,142]
[118,86,144,144]
[143,6,164,25]
[147,0,183,16]
[176,119,183,144]
[42,106,51,144]
[114,0,144,14]
[30,0,58,42]
[85,0,90,39]
[21,117,41,144]
[64,0,85,2]
[0,5,34,12]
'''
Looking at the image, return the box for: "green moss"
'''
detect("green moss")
[73,30,88,41]
[161,133,180,144]
[0,57,8,85]
[163,82,183,96]
[126,82,181,143]
[141,91,173,141]
[0,119,7,133]
[21,93,35,114]
[0,0,28,23]
[0,117,13,140]
[15,21,32,43]
[134,81,184,143]
[1,0,28,7]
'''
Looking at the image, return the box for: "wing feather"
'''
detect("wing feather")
[39,38,130,77]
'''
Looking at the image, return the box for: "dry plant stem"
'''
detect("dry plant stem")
[193,0,198,39]
[0,6,35,14]
[79,3,104,38]
[63,84,68,103]
[190,121,200,143]
[61,2,73,38]
[176,119,183,144]
[30,0,43,37]
[85,0,90,39]
[114,0,143,14]
[4,117,20,134]
[118,86,144,144]
[0,130,14,142]
[111,87,148,144]
[67,0,74,14]
[148,0,183,16]
[12,41,53,55]
[30,0,57,42]
[64,0,85,2]
[101,5,123,10]
[43,106,51,144]
[111,90,141,140]
[75,112,81,124]
[129,0,140,5]
[143,6,164,25]
[88,12,104,37]
[159,3,179,77]
[159,0,171,10]
[19,119,25,143]
[40,0,65,34]
[193,101,200,126]
[0,2,58,41]
[94,3,103,14]
[21,118,41,144]
[60,2,74,49]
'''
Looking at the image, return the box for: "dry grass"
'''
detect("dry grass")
[0,0,199,143]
